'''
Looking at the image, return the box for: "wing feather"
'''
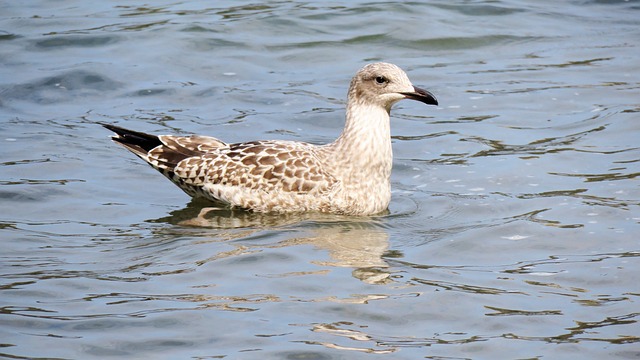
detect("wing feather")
[171,141,338,209]
[104,122,338,211]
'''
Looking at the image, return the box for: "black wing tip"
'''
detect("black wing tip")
[100,122,134,137]
[100,122,162,152]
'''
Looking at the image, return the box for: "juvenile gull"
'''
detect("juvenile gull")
[103,63,438,215]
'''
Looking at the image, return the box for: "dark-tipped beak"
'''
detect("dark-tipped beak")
[400,86,438,106]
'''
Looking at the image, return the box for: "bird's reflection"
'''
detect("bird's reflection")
[152,199,391,284]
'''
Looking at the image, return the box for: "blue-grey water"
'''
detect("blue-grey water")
[1,1,639,359]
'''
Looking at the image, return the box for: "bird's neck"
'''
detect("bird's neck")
[326,101,393,181]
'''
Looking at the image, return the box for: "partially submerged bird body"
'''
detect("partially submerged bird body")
[103,63,437,215]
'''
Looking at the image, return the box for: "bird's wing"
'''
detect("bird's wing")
[145,135,229,170]
[172,140,339,202]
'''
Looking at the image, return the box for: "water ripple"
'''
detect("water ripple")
[1,1,639,359]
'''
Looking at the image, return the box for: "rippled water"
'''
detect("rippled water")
[1,1,639,359]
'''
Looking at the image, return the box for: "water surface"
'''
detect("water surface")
[1,1,639,359]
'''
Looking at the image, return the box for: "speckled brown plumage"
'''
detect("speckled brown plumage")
[103,63,438,215]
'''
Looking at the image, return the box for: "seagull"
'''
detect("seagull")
[102,62,438,215]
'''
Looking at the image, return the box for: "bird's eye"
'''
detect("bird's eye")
[375,76,387,84]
